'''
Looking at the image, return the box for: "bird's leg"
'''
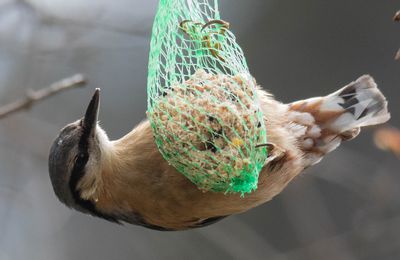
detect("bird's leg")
[200,19,230,32]
[256,142,286,164]
[179,20,203,38]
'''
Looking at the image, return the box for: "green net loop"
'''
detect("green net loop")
[147,0,268,194]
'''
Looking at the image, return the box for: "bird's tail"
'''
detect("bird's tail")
[287,75,390,166]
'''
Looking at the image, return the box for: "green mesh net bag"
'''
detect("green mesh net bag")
[147,0,268,194]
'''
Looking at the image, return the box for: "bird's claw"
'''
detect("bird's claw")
[256,142,286,163]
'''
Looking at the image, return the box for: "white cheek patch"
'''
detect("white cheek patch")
[78,160,100,201]
[96,126,113,153]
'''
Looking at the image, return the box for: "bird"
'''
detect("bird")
[48,75,390,231]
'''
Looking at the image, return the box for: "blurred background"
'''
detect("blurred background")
[0,0,399,259]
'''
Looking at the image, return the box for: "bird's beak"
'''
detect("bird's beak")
[83,88,100,135]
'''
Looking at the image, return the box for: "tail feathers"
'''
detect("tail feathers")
[288,75,390,167]
[323,75,390,132]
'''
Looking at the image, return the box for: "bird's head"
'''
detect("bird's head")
[48,89,110,215]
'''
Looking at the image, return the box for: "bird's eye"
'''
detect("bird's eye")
[75,152,88,168]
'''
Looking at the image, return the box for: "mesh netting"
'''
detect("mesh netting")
[147,0,268,194]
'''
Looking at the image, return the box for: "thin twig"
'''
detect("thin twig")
[0,74,87,120]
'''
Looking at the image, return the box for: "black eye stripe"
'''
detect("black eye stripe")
[69,130,91,197]
[74,153,89,168]
[67,130,119,223]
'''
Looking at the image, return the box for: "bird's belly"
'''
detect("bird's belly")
[132,157,303,230]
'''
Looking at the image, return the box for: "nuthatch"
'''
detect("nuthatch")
[49,75,390,231]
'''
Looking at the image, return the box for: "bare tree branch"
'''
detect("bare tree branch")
[0,74,87,120]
